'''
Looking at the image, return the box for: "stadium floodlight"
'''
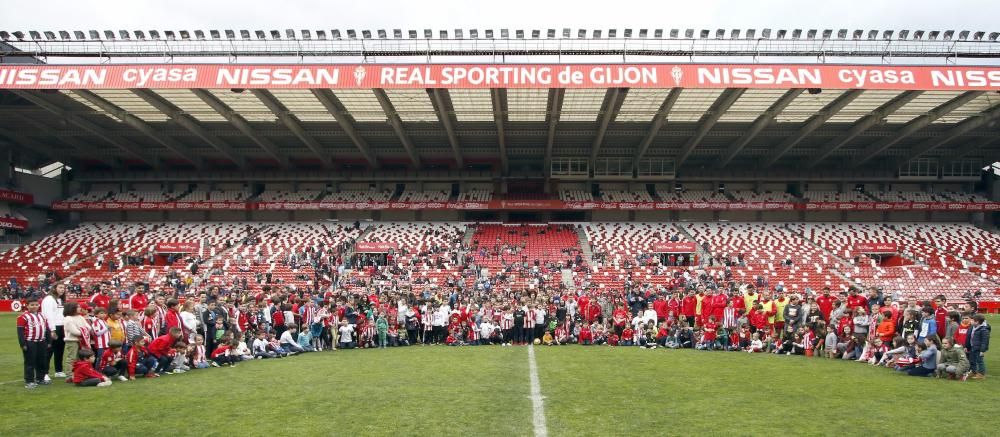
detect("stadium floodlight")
[942,30,954,40]
[563,28,571,38]
[745,29,755,39]
[409,30,417,38]
[516,29,524,39]
[236,30,247,39]
[301,30,311,40]
[684,29,693,38]
[851,29,862,39]
[866,30,877,40]
[316,30,327,40]
[882,30,893,40]
[639,29,648,38]
[0,31,10,40]
[223,30,234,39]
[87,30,100,39]
[609,29,617,38]
[928,30,940,40]
[148,30,159,39]
[194,30,205,40]
[837,29,847,39]
[59,31,70,39]
[913,30,924,39]
[179,30,189,40]
[715,29,724,39]
[532,29,540,38]
[347,29,357,39]
[377,29,386,39]
[28,31,41,40]
[806,29,816,39]
[958,30,969,40]
[43,31,55,40]
[270,30,281,39]
[11,31,25,40]
[454,29,462,38]
[393,29,401,39]
[821,29,832,39]
[898,29,909,39]
[730,29,739,39]
[253,30,264,39]
[286,29,296,39]
[761,28,770,38]
[579,29,586,39]
[333,30,342,39]
[594,29,602,38]
[504,29,512,38]
[165,30,177,40]
[120,30,132,40]
[699,29,709,38]
[437,30,446,39]
[669,29,679,38]
[104,30,116,40]
[655,29,663,38]
[990,32,1000,41]
[792,29,802,39]
[469,29,477,39]
[210,30,220,39]
[973,31,984,40]
[423,29,431,38]
[776,29,786,39]
[361,30,371,39]
[484,29,493,39]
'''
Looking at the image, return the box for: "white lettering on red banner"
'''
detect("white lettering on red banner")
[854,242,899,253]
[154,242,200,253]
[354,242,399,252]
[2,64,999,90]
[652,242,698,253]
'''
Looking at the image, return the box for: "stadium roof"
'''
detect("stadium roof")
[0,32,998,177]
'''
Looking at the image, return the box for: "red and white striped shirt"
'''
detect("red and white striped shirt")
[301,305,315,326]
[523,310,535,329]
[467,324,479,341]
[78,322,92,350]
[723,307,738,329]
[501,314,514,330]
[17,312,48,342]
[92,318,110,349]
[192,345,207,365]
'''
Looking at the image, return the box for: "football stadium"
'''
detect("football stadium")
[1,2,999,435]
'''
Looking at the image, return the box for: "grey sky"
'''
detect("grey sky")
[2,0,997,32]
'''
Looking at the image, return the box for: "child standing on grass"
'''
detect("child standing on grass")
[967,314,990,380]
[72,349,112,387]
[91,308,110,368]
[376,312,389,348]
[17,298,50,389]
[62,302,90,380]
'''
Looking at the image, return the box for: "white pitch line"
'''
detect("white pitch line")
[527,345,548,437]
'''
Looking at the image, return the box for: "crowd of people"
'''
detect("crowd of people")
[14,261,992,390]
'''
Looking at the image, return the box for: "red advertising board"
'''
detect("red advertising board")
[0,189,33,204]
[652,242,698,253]
[0,217,28,231]
[854,242,899,253]
[154,242,201,253]
[2,64,1000,91]
[354,242,399,252]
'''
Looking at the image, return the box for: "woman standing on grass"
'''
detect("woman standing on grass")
[41,283,67,378]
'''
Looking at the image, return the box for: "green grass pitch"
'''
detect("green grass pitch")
[1,313,998,436]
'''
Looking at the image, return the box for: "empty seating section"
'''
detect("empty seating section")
[470,224,582,269]
[106,191,183,202]
[682,222,849,292]
[325,190,393,202]
[728,191,796,202]
[943,191,991,203]
[397,190,451,202]
[600,190,654,202]
[349,222,467,293]
[457,190,493,202]
[178,190,251,202]
[660,190,727,202]
[870,191,951,202]
[64,191,113,202]
[559,190,593,202]
[903,223,1000,279]
[257,190,322,202]
[583,223,683,263]
[802,191,870,202]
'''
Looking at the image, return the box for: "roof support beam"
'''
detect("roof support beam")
[310,89,379,169]
[716,88,803,168]
[251,89,333,169]
[851,91,984,168]
[490,88,510,174]
[7,113,117,168]
[805,90,924,168]
[0,126,82,167]
[675,88,745,167]
[895,105,1000,165]
[372,89,422,167]
[70,90,203,169]
[632,88,682,169]
[543,88,565,170]
[761,89,864,168]
[130,89,247,169]
[428,89,465,167]
[590,88,628,162]
[10,90,160,168]
[190,89,291,170]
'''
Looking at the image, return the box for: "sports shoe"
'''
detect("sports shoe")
[43,374,51,382]
[210,361,220,368]
[961,372,970,381]
[145,372,159,378]
[118,376,128,382]
[25,382,37,390]
[54,372,66,378]
[97,380,112,387]
[172,369,186,374]
[37,379,51,386]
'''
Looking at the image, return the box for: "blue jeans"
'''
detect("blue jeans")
[970,350,986,374]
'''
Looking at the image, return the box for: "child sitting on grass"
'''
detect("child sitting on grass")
[72,349,112,387]
[210,339,241,367]
[126,336,158,379]
[98,341,128,381]
[189,335,211,369]
[746,333,764,353]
